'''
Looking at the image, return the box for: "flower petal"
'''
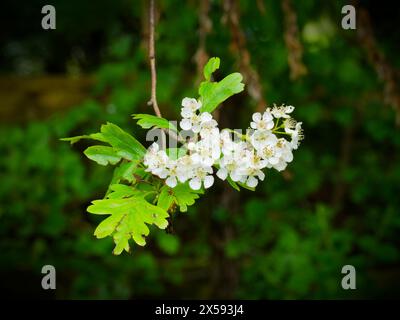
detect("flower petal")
[189,177,201,190]
[180,118,192,130]
[182,97,196,108]
[230,171,242,182]
[166,176,177,188]
[200,112,212,122]
[192,124,201,133]
[266,121,274,130]
[263,112,273,121]
[181,107,194,118]
[246,176,258,188]
[269,156,279,165]
[286,105,294,113]
[204,175,214,189]
[252,112,262,122]
[216,168,228,180]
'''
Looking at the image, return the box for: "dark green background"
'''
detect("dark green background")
[0,0,399,299]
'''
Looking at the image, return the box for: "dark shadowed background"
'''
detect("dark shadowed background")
[0,0,400,299]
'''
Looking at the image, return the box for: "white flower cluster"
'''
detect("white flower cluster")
[144,98,303,190]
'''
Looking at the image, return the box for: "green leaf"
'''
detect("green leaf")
[199,72,245,113]
[118,162,137,183]
[87,195,169,255]
[60,132,107,145]
[83,146,122,166]
[132,114,177,131]
[157,186,175,211]
[107,184,141,199]
[62,123,146,163]
[101,122,146,161]
[106,161,145,196]
[172,183,203,212]
[109,161,141,185]
[203,57,220,81]
[158,183,203,213]
[115,161,138,183]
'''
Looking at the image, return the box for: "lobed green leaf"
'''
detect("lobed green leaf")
[83,145,122,166]
[100,122,146,161]
[199,72,244,113]
[132,114,178,131]
[60,132,107,145]
[203,57,220,81]
[87,194,169,255]
[158,183,203,213]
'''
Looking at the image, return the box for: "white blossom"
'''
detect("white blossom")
[143,99,303,192]
[190,138,220,167]
[181,97,201,118]
[235,153,266,188]
[271,104,294,119]
[180,113,202,132]
[199,118,219,139]
[250,110,274,131]
[164,161,180,188]
[250,130,278,151]
[268,139,293,171]
[217,140,252,182]
[189,164,214,190]
[143,143,169,178]
[180,111,214,134]
[290,122,304,150]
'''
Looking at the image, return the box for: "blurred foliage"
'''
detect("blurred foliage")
[0,0,400,299]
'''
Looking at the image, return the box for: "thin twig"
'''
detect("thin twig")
[147,0,162,118]
[146,0,184,147]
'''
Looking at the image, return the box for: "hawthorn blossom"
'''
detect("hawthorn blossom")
[175,155,195,182]
[180,111,213,133]
[289,122,304,150]
[143,143,169,178]
[164,161,180,188]
[143,98,303,191]
[181,97,201,118]
[263,138,293,171]
[217,140,252,181]
[216,151,246,181]
[180,113,202,132]
[189,164,214,190]
[164,157,195,188]
[250,130,278,151]
[284,118,297,134]
[271,104,294,119]
[190,138,220,167]
[235,153,267,188]
[199,118,219,139]
[250,110,274,131]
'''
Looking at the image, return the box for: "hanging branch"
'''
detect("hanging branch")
[147,0,162,118]
[281,0,307,80]
[146,0,183,146]
[356,6,400,125]
[222,0,267,112]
